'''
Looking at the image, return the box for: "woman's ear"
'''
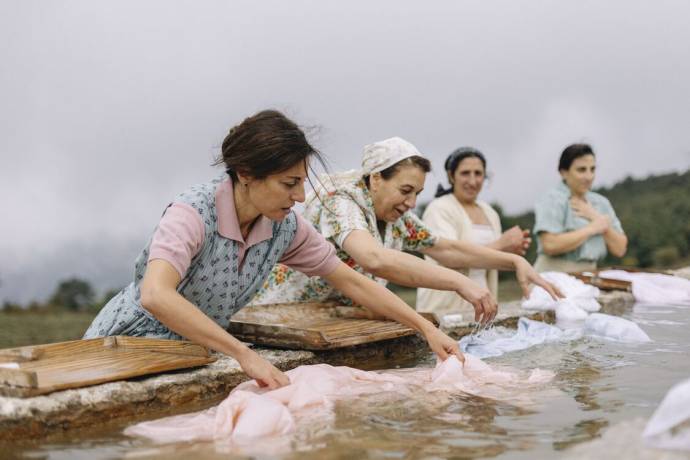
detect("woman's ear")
[369,172,382,192]
[447,171,454,184]
[235,172,253,187]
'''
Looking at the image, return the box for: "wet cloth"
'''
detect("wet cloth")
[460,314,650,360]
[584,313,651,343]
[460,317,581,359]
[533,181,623,269]
[125,355,553,444]
[643,378,690,451]
[417,193,502,318]
[252,176,437,306]
[522,271,602,321]
[520,273,650,342]
[598,270,690,306]
[83,175,339,340]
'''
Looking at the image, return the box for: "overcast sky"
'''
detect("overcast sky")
[1,0,689,304]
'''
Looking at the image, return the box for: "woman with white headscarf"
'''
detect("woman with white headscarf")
[252,137,560,322]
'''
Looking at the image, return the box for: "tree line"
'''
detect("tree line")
[2,279,120,313]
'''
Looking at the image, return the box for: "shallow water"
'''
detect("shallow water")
[9,302,690,459]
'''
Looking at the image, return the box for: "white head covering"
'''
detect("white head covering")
[361,137,425,176]
[307,137,426,203]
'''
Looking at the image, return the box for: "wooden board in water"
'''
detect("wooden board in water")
[571,271,632,291]
[229,302,438,350]
[0,336,215,398]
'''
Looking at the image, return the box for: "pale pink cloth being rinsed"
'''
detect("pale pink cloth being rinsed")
[125,355,553,444]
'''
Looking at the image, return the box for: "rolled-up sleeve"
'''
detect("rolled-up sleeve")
[148,203,205,278]
[279,214,340,277]
[318,194,370,249]
[534,192,566,235]
[401,212,438,251]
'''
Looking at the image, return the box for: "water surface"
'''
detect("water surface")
[9,302,690,459]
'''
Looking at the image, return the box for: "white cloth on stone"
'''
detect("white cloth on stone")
[522,272,601,322]
[599,270,690,306]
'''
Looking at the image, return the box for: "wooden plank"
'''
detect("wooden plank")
[571,272,632,291]
[107,336,211,357]
[229,302,435,350]
[0,368,38,388]
[0,347,42,363]
[0,337,217,398]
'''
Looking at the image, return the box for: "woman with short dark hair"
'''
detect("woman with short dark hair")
[84,111,465,389]
[533,143,628,273]
[417,147,532,319]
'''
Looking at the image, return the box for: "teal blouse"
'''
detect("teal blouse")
[534,181,623,262]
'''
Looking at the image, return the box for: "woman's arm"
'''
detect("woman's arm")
[324,262,464,361]
[538,217,607,256]
[487,226,532,256]
[342,230,497,322]
[140,259,289,389]
[566,197,626,257]
[423,237,562,299]
[602,227,628,258]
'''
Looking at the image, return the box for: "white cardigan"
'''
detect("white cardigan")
[417,194,502,318]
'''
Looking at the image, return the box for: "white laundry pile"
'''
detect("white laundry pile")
[459,317,581,359]
[521,271,602,322]
[643,377,690,451]
[459,272,652,359]
[599,270,690,306]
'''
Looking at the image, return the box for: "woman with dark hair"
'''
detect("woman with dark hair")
[533,143,627,273]
[253,138,559,322]
[417,147,532,318]
[84,111,465,389]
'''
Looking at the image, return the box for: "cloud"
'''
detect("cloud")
[1,0,689,303]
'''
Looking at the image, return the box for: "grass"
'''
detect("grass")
[0,280,527,349]
[0,310,97,348]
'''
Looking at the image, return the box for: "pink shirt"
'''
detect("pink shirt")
[148,178,340,279]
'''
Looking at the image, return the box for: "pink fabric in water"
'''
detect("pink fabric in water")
[125,355,553,444]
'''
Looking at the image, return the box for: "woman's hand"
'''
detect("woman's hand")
[236,348,290,389]
[513,257,564,300]
[455,277,498,324]
[588,214,610,235]
[570,197,600,221]
[422,325,465,363]
[497,225,532,255]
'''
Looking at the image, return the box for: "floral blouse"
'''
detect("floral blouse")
[251,176,438,305]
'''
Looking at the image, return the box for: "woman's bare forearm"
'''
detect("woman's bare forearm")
[603,228,628,257]
[140,261,252,360]
[325,263,436,334]
[539,227,596,256]
[366,248,473,291]
[423,238,519,270]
